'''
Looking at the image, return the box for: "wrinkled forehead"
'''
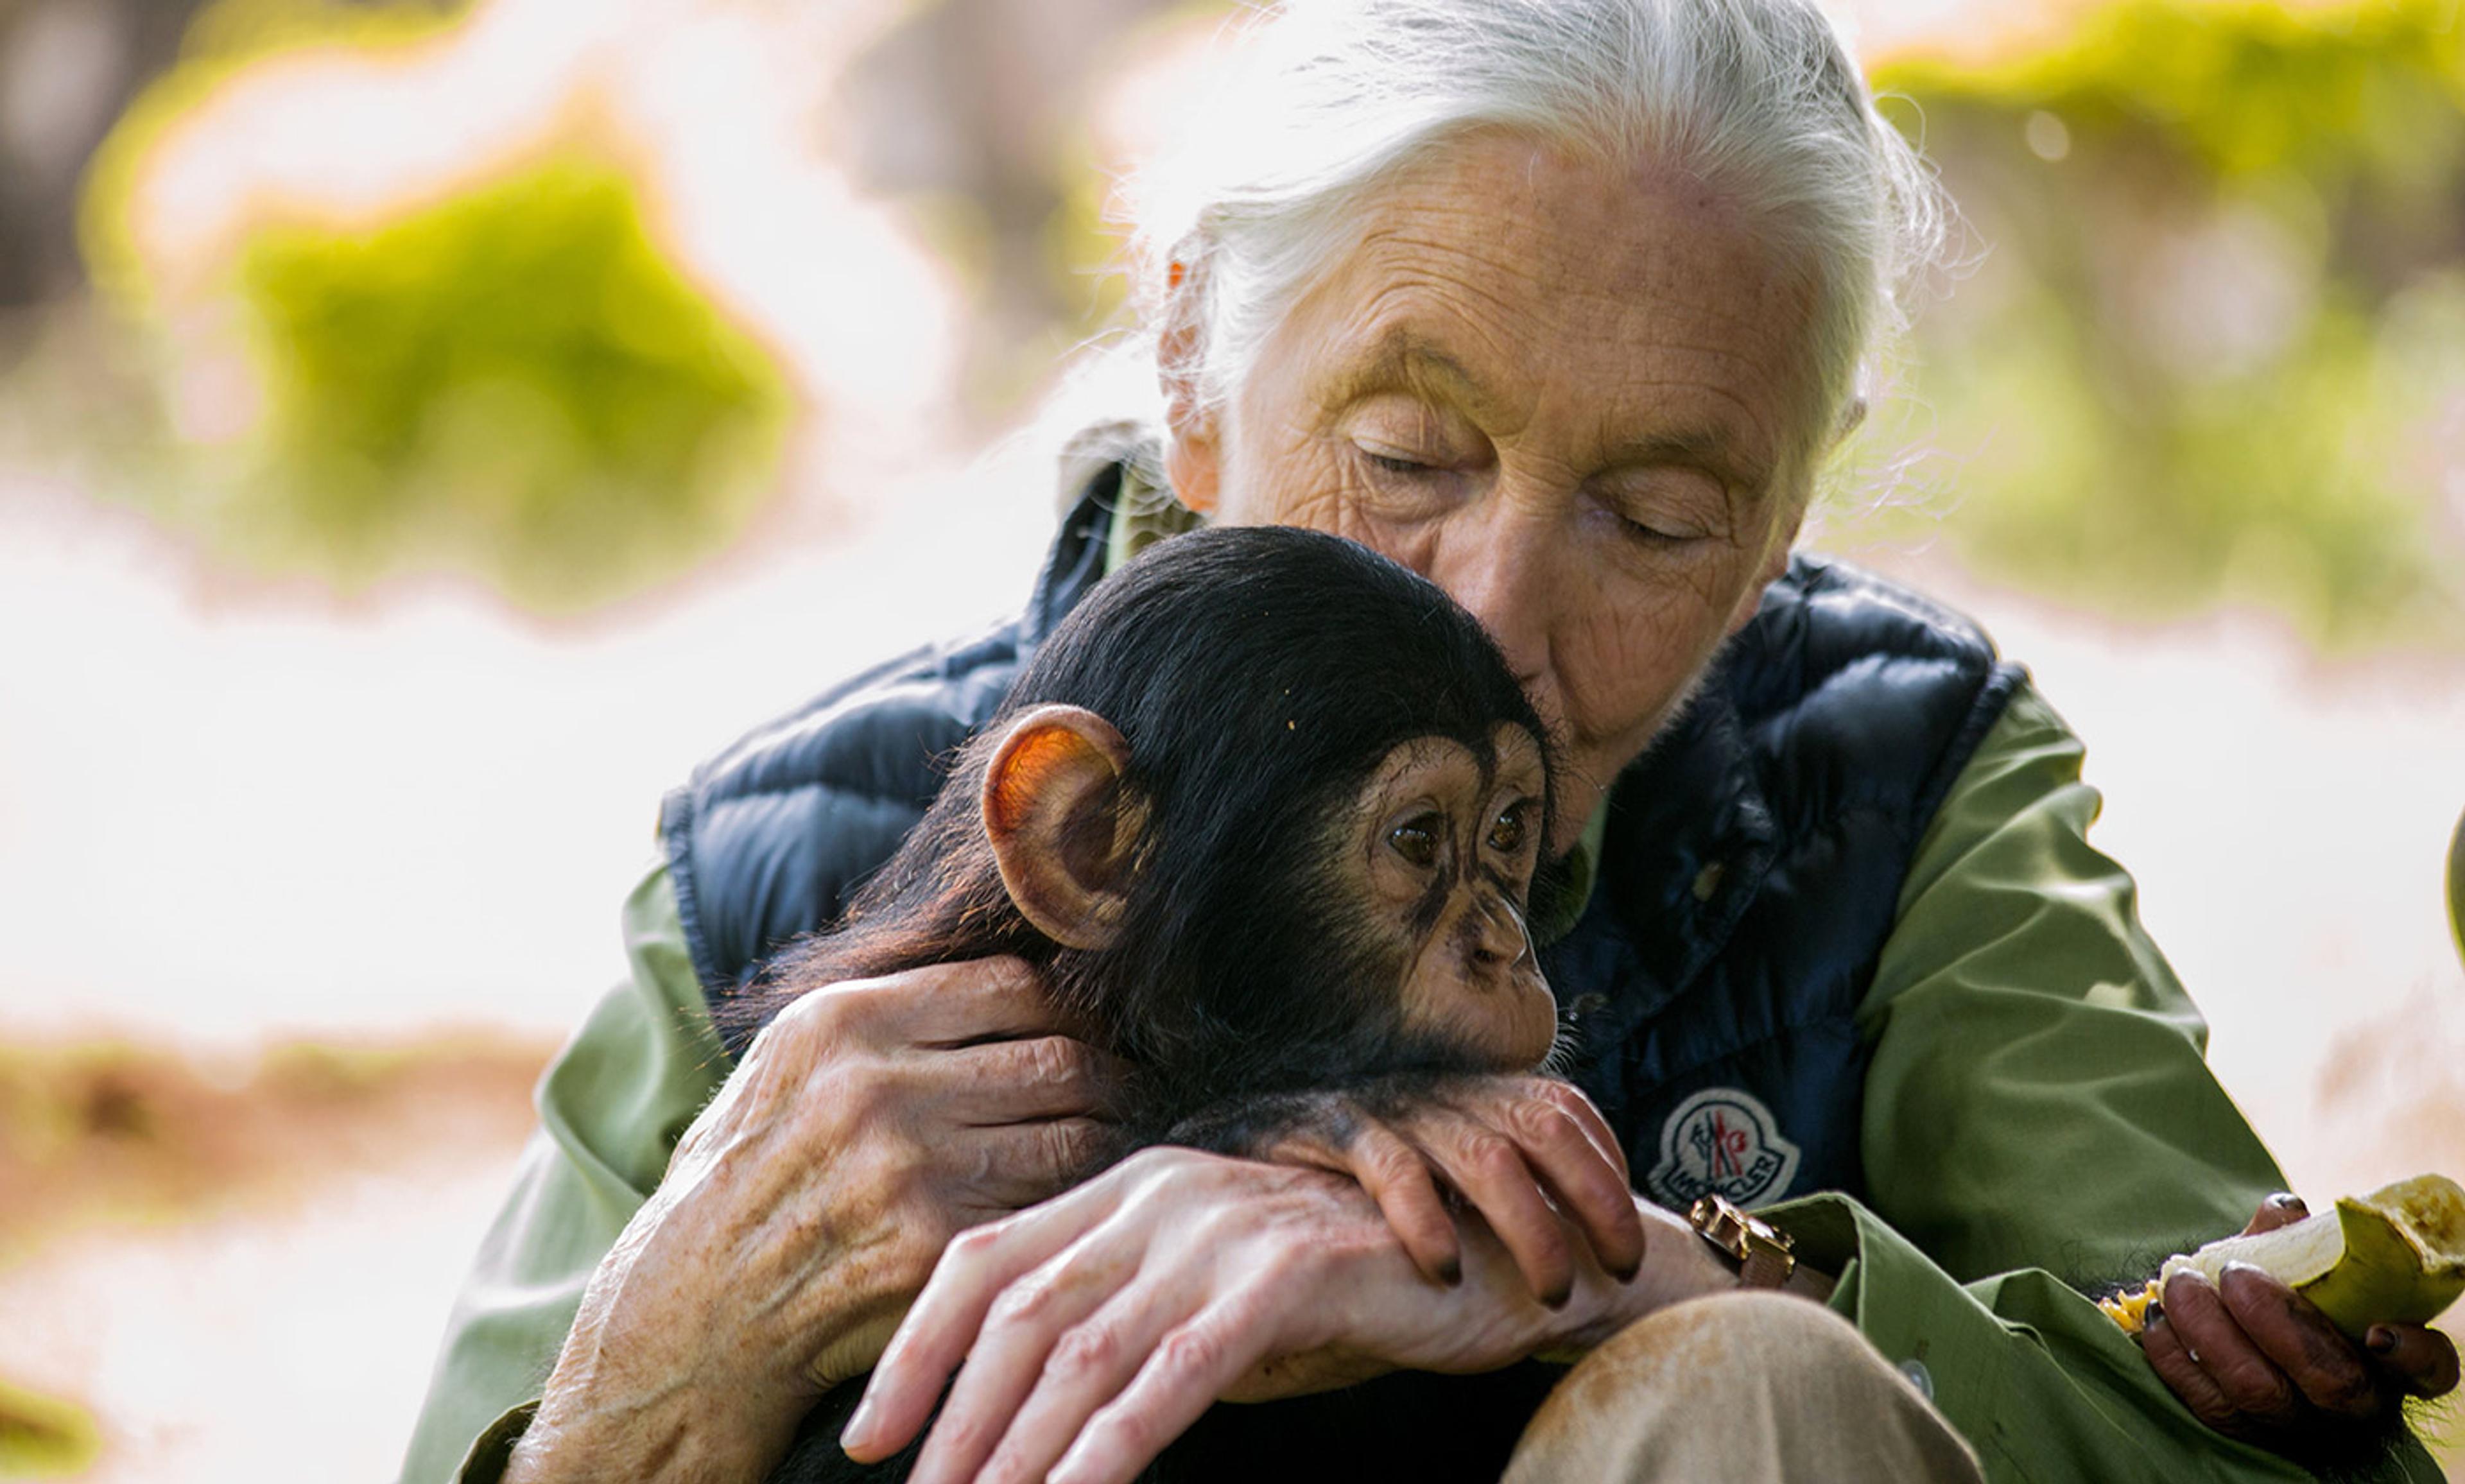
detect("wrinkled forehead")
[1265,131,1827,490]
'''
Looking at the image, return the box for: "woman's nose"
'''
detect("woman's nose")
[1430,505,1557,689]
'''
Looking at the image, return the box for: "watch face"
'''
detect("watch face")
[1691,1192,1795,1289]
[1690,1195,1751,1259]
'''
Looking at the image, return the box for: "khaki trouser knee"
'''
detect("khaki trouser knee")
[1502,1290,1985,1484]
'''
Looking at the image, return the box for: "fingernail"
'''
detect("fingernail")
[2217,1260,2277,1294]
[2369,1326,2398,1354]
[1543,1285,1573,1310]
[2269,1192,2308,1216]
[2143,1300,2165,1329]
[840,1394,877,1452]
[1613,1257,1642,1284]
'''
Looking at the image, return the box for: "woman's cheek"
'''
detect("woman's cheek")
[1559,589,1702,754]
[1228,441,1371,531]
[1342,509,1449,578]
[1224,465,1342,533]
[1277,469,1448,573]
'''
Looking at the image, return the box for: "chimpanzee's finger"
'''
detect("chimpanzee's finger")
[2214,1263,2380,1422]
[1271,1123,1461,1286]
[1048,1295,1283,1484]
[1498,1098,1644,1282]
[946,1035,1132,1125]
[2367,1323,2461,1399]
[908,1266,1155,1484]
[1418,1123,1572,1305]
[843,1193,1124,1461]
[1528,1080,1632,1185]
[2161,1270,2303,1429]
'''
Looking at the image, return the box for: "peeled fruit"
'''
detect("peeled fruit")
[2098,1174,2465,1340]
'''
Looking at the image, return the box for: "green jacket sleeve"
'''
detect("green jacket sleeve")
[1858,680,2285,1287]
[394,865,729,1484]
[1758,680,2441,1482]
[1764,1193,2326,1482]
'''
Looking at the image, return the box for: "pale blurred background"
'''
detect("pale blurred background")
[0,0,2461,1476]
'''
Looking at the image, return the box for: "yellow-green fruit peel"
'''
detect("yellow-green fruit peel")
[2158,1174,2465,1338]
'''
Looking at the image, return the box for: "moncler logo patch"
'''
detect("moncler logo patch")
[1645,1087,1801,1208]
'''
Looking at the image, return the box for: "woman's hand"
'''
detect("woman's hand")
[840,1146,1728,1484]
[2141,1194,2461,1468]
[505,957,1123,1483]
[1177,1074,1648,1300]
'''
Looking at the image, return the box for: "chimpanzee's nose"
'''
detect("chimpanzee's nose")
[1471,893,1531,971]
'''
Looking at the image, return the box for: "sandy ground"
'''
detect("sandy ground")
[3,479,2462,1478]
[0,1155,526,1482]
[0,1038,549,1480]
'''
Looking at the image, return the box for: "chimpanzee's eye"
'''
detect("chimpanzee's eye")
[1388,817,1440,868]
[1486,805,1528,855]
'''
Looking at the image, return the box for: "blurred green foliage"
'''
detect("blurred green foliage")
[0,1374,99,1478]
[1850,0,2465,646]
[78,0,790,610]
[77,0,465,316]
[229,159,790,608]
[62,0,2465,633]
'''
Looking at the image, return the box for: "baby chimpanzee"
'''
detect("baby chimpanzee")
[726,523,1562,1140]
[732,525,1597,1483]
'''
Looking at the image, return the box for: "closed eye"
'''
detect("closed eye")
[1362,449,1433,478]
[1618,516,1691,546]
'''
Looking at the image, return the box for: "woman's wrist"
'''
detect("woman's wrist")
[1543,1196,1837,1358]
[1537,1197,1734,1356]
[1783,1258,1838,1304]
[506,1341,800,1484]
[503,1212,815,1483]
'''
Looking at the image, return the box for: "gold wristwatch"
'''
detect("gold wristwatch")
[1689,1193,1797,1290]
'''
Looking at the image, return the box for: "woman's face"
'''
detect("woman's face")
[1168,132,1820,849]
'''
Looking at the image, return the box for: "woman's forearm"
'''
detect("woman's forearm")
[505,1281,805,1484]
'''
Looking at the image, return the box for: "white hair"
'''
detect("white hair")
[1123,0,1947,482]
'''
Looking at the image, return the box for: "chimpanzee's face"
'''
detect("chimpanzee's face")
[1341,721,1555,1069]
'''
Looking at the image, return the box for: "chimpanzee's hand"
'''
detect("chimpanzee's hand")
[840,1146,1706,1484]
[1173,1074,1644,1303]
[2140,1193,2460,1469]
[505,958,1125,1484]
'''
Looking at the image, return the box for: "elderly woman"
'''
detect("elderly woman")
[399,2,2456,1481]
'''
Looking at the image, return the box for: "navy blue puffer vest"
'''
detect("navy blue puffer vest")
[662,465,2025,1212]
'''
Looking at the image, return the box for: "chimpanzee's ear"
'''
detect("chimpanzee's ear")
[982,704,1137,951]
